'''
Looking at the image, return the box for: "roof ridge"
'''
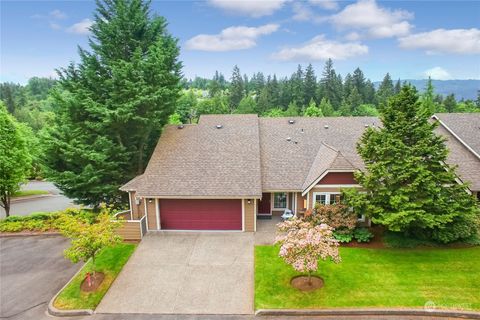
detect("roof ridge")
[321,141,339,153]
[301,144,339,191]
[330,151,356,170]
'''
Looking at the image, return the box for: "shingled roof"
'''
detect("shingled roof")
[434,113,480,158]
[129,114,262,198]
[122,113,480,196]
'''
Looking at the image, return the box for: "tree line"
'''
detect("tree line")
[171,62,479,124]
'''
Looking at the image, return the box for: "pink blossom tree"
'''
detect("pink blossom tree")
[276,218,341,285]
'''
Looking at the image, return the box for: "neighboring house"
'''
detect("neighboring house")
[121,113,480,232]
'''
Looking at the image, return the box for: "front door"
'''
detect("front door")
[258,193,271,215]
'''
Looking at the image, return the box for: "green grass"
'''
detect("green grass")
[54,243,136,310]
[12,190,49,197]
[255,245,480,310]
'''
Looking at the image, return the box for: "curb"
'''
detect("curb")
[47,261,94,317]
[11,194,53,203]
[0,232,61,238]
[255,308,480,319]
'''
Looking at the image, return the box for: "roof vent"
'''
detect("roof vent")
[324,125,329,129]
[288,119,295,124]
[286,137,292,141]
[177,125,184,129]
[300,128,304,133]
[364,124,369,128]
[215,124,223,129]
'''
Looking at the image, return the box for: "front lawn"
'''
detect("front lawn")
[255,246,480,310]
[54,243,136,310]
[12,190,49,197]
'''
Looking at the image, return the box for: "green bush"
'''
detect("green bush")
[353,228,374,243]
[333,231,353,243]
[0,221,24,232]
[383,231,440,248]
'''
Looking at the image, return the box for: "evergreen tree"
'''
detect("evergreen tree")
[229,65,244,111]
[376,73,394,108]
[347,87,362,113]
[284,101,300,116]
[352,67,366,103]
[208,71,224,97]
[235,96,257,114]
[345,85,479,243]
[290,65,305,109]
[394,79,402,94]
[43,0,182,207]
[443,94,457,112]
[304,99,323,117]
[476,90,480,108]
[318,98,334,116]
[304,64,317,106]
[176,90,197,123]
[319,59,342,110]
[420,77,437,116]
[364,80,376,104]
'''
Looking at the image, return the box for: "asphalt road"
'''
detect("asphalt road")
[0,236,81,320]
[0,181,78,218]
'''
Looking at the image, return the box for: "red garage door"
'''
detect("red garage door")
[160,199,242,230]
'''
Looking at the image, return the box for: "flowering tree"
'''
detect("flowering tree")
[275,218,341,284]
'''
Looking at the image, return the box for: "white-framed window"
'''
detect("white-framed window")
[313,192,343,206]
[313,192,364,222]
[273,192,287,209]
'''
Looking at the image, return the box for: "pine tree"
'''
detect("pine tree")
[443,94,457,113]
[208,71,224,97]
[420,77,437,116]
[319,59,342,110]
[394,79,401,94]
[229,65,245,111]
[345,85,479,243]
[290,65,305,109]
[304,64,317,106]
[352,67,366,103]
[43,0,182,207]
[376,73,394,108]
[235,96,257,114]
[319,97,335,116]
[347,87,362,113]
[284,101,299,116]
[476,90,480,108]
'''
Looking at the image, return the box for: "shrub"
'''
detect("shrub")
[0,221,24,232]
[353,228,374,242]
[333,231,353,243]
[307,204,357,234]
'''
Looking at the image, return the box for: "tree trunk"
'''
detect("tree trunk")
[1,193,10,217]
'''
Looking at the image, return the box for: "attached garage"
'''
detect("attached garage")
[159,199,243,231]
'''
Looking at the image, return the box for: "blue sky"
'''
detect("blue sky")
[1,0,479,84]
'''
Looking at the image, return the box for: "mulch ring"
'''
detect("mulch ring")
[80,272,105,292]
[342,225,385,249]
[291,275,324,292]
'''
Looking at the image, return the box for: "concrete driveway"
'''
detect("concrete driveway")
[97,232,254,315]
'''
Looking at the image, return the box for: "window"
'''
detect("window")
[273,192,287,209]
[313,192,342,206]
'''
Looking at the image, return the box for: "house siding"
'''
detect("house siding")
[129,191,145,219]
[243,199,255,232]
[318,172,357,185]
[146,198,157,230]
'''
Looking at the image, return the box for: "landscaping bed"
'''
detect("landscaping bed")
[53,243,136,310]
[255,245,480,310]
[12,190,49,198]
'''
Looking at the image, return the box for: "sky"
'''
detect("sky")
[1,0,480,84]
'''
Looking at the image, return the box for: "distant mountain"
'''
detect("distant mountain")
[374,79,479,101]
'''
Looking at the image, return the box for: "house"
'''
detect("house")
[120,113,480,233]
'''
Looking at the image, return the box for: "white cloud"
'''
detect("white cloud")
[292,2,313,21]
[272,34,368,61]
[330,0,413,38]
[399,28,480,55]
[49,9,67,20]
[208,0,286,17]
[49,22,62,30]
[309,0,338,11]
[423,67,452,80]
[66,18,93,35]
[186,24,279,51]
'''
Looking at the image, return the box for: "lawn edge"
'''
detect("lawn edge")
[255,308,480,319]
[47,259,94,317]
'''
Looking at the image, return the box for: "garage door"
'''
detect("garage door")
[160,199,242,230]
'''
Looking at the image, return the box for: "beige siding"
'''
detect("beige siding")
[243,199,255,232]
[117,221,142,241]
[146,198,157,230]
[129,191,145,219]
[296,192,306,212]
